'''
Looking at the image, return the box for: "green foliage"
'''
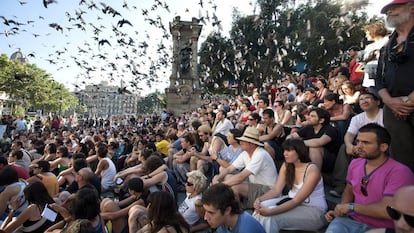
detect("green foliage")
[198,0,371,94]
[0,54,79,114]
[136,91,164,114]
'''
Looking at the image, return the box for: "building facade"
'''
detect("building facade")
[77,81,140,117]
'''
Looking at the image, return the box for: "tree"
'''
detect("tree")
[197,0,371,94]
[0,54,79,115]
[136,91,164,114]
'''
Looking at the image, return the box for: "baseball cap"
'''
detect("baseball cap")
[381,0,414,14]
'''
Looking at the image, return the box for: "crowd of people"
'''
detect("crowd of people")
[0,0,414,232]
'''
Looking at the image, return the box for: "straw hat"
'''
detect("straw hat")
[237,127,264,147]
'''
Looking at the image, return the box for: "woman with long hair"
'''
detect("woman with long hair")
[340,81,361,114]
[0,182,60,233]
[139,191,190,233]
[315,78,329,100]
[253,138,327,232]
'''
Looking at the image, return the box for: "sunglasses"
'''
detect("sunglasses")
[248,118,255,121]
[387,206,414,228]
[186,181,194,186]
[360,176,369,196]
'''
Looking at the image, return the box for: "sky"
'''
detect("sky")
[0,0,390,96]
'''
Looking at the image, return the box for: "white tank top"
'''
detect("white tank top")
[288,163,327,212]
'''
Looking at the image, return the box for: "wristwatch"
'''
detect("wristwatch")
[348,203,355,212]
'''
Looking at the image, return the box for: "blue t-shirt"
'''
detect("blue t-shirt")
[216,212,266,233]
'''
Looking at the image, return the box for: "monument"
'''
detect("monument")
[166,16,203,115]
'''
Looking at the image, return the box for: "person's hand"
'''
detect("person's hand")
[8,196,21,211]
[334,203,350,216]
[253,198,261,210]
[254,206,272,216]
[345,145,357,156]
[385,97,414,118]
[324,210,336,223]
[212,175,221,184]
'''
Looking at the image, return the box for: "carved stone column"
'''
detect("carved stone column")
[166,17,203,115]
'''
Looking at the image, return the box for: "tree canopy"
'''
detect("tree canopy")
[0,54,79,115]
[198,0,372,94]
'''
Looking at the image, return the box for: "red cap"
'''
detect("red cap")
[381,0,414,14]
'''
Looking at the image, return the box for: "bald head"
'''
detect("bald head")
[78,167,93,184]
[392,185,414,232]
[393,186,414,212]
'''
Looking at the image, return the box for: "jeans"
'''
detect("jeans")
[325,216,371,233]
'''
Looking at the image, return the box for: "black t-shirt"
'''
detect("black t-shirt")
[297,124,340,155]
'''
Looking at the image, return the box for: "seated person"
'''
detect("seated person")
[324,124,414,233]
[212,127,278,209]
[142,154,178,200]
[48,187,104,233]
[49,146,71,181]
[178,170,209,232]
[0,167,28,220]
[0,182,62,233]
[320,92,353,143]
[258,109,285,161]
[27,160,59,197]
[253,138,327,232]
[172,133,197,187]
[288,107,340,172]
[365,185,414,233]
[101,177,145,233]
[95,144,117,195]
[210,128,243,173]
[113,148,153,186]
[202,183,266,233]
[138,192,190,233]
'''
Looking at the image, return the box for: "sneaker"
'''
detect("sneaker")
[329,190,342,198]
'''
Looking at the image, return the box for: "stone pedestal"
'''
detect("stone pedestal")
[166,17,203,115]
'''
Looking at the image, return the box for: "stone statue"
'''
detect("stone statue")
[179,46,192,74]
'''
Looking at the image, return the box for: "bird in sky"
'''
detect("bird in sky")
[43,0,58,8]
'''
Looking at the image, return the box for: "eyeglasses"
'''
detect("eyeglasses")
[248,118,255,121]
[360,175,369,196]
[386,206,414,228]
[186,181,194,186]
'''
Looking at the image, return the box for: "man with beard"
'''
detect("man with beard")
[324,123,414,233]
[376,0,414,172]
[329,92,384,197]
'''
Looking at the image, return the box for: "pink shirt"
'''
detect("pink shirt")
[347,158,414,228]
